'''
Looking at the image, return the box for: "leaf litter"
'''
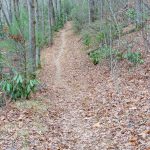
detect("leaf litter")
[0,22,150,150]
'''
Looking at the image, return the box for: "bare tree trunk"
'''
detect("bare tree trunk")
[13,0,20,22]
[0,0,10,26]
[28,0,36,72]
[135,0,143,28]
[88,0,91,24]
[49,0,55,25]
[8,0,12,23]
[35,0,41,68]
[89,0,96,23]
[52,0,57,24]
[0,5,2,24]
[41,0,45,41]
[57,0,61,19]
[48,0,52,45]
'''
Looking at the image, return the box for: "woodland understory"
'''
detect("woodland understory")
[0,0,150,150]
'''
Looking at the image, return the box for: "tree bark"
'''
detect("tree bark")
[135,0,143,28]
[28,0,36,72]
[48,0,52,45]
[89,0,96,23]
[35,0,41,68]
[0,0,10,26]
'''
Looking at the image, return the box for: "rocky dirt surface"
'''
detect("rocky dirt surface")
[0,22,150,150]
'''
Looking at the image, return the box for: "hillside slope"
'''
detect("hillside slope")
[0,22,149,150]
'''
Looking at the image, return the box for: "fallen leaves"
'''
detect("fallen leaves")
[93,122,100,128]
[139,130,150,139]
[0,22,150,150]
[129,136,139,146]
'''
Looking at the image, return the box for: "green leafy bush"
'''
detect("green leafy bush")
[115,51,124,61]
[89,46,114,65]
[89,50,101,65]
[126,8,136,21]
[96,32,105,43]
[83,34,91,47]
[0,73,39,100]
[53,15,65,32]
[124,52,144,65]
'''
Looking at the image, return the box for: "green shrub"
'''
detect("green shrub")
[126,8,136,21]
[143,12,150,21]
[89,50,101,65]
[53,14,65,32]
[115,51,124,61]
[0,73,39,100]
[96,32,105,43]
[83,34,91,47]
[81,21,101,47]
[89,46,114,65]
[0,52,4,61]
[124,52,144,65]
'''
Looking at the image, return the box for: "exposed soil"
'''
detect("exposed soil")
[0,22,150,150]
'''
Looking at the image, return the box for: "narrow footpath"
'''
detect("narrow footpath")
[0,22,149,150]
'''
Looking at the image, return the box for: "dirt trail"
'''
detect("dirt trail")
[40,22,96,149]
[39,22,150,150]
[54,31,65,85]
[0,22,149,150]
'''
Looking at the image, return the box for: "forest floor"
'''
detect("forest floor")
[0,22,150,150]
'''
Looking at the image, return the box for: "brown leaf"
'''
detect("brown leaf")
[129,136,138,146]
[93,122,100,128]
[139,130,150,139]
